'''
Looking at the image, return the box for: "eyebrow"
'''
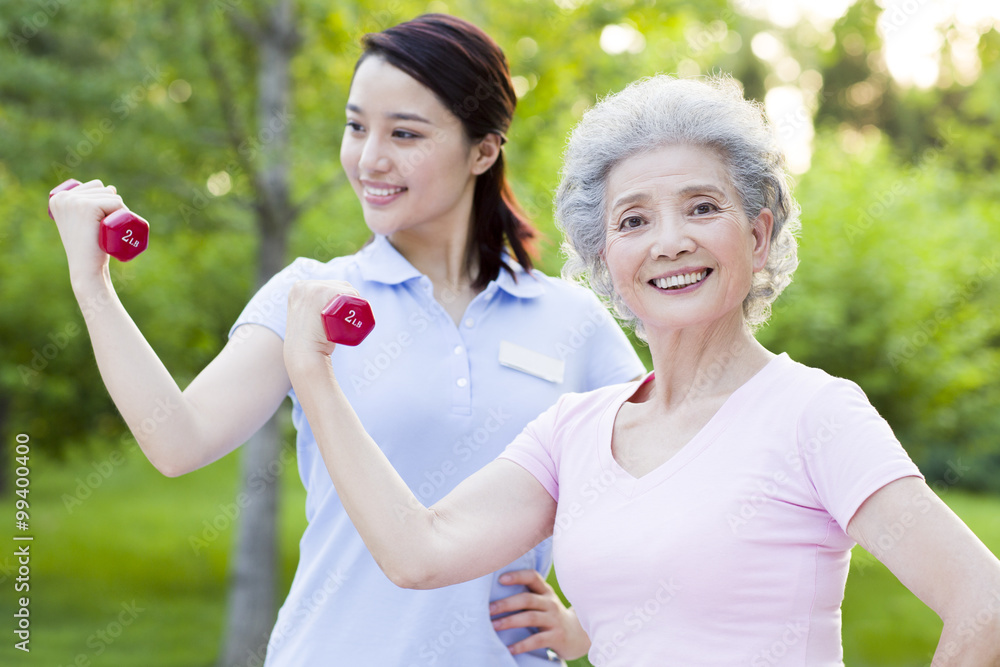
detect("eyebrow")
[609,184,730,214]
[609,192,652,214]
[346,104,432,124]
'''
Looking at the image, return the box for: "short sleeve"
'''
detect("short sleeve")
[228,257,321,341]
[798,379,923,531]
[576,292,647,390]
[497,398,564,502]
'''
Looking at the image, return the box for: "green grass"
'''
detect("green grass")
[2,446,998,666]
[0,444,307,667]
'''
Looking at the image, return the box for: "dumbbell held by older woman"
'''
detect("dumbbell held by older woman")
[48,179,149,262]
[321,295,375,346]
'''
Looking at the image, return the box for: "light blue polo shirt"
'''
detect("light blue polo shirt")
[231,235,645,666]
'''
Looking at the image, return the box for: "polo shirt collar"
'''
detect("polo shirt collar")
[357,235,423,285]
[492,258,544,299]
[358,234,544,299]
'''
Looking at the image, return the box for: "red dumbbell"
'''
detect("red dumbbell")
[48,179,149,262]
[321,295,375,346]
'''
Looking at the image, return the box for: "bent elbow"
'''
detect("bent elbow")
[152,459,189,478]
[380,558,444,590]
[383,563,432,590]
[146,451,196,478]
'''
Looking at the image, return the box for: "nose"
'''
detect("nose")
[649,214,695,259]
[357,135,392,174]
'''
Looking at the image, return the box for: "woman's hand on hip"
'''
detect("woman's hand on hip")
[490,569,591,660]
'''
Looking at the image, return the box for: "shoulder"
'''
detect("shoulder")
[514,269,616,319]
[525,269,604,302]
[262,254,364,290]
[767,354,866,408]
[767,356,891,447]
[548,377,640,422]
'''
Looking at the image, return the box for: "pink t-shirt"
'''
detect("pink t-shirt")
[499,353,922,666]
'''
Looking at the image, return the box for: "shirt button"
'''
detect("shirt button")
[464,318,475,328]
[457,378,468,388]
[454,345,464,355]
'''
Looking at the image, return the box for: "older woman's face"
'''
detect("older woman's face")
[603,144,773,334]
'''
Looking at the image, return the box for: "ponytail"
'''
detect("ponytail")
[359,14,539,288]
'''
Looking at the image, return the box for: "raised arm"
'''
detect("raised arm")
[848,476,1000,666]
[283,279,557,589]
[49,181,291,476]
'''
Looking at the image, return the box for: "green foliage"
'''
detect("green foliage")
[759,128,1000,490]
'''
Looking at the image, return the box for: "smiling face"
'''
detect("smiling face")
[340,56,498,242]
[603,143,774,335]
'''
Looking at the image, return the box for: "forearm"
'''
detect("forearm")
[290,360,441,587]
[72,270,205,475]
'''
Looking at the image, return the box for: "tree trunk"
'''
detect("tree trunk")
[218,1,300,665]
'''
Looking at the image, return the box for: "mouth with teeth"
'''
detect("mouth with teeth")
[364,185,407,198]
[649,269,711,291]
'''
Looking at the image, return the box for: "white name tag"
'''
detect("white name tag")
[498,341,565,384]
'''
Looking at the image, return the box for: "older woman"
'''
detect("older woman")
[283,74,1000,665]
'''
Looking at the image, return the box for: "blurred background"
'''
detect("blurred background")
[1,0,999,665]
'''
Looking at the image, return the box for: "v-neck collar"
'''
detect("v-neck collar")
[598,353,790,498]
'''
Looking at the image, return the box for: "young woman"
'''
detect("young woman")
[48,14,644,666]
[281,73,1000,666]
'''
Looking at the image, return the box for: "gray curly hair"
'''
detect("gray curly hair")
[556,74,800,337]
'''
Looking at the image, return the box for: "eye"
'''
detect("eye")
[392,129,421,140]
[345,120,364,134]
[618,215,645,230]
[693,202,718,215]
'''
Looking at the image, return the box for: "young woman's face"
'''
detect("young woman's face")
[602,143,773,334]
[340,56,491,240]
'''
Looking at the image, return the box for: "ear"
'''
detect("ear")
[750,208,774,273]
[470,133,503,176]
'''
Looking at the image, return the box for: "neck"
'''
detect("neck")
[643,310,774,410]
[388,222,476,292]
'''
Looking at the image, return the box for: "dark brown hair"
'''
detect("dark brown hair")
[357,14,538,288]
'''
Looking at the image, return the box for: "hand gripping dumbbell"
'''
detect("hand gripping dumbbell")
[321,295,375,346]
[48,179,149,262]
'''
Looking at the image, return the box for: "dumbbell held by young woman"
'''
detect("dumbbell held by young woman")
[321,294,375,346]
[48,179,149,262]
